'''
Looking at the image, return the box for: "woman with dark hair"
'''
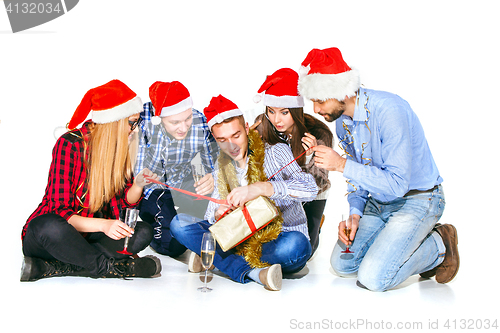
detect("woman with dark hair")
[253,68,334,256]
[21,80,162,281]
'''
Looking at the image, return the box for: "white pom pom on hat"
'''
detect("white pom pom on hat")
[151,116,161,125]
[253,94,262,103]
[53,126,67,139]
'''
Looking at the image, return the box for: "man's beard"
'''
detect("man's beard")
[322,101,345,122]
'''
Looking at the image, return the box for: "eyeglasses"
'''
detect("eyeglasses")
[128,116,141,131]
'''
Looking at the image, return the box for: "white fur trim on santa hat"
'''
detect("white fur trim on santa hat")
[207,108,243,129]
[298,68,360,101]
[91,96,143,124]
[262,94,304,108]
[160,96,193,117]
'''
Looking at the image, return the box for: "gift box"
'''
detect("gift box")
[209,196,279,252]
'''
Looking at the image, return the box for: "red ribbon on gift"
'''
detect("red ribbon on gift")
[144,145,315,234]
[241,206,256,232]
[266,146,313,180]
[215,201,257,231]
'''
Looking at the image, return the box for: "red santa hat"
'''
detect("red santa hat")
[298,47,360,101]
[149,81,193,125]
[204,95,243,129]
[254,68,304,108]
[68,79,142,129]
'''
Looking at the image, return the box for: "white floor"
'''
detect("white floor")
[3,192,495,333]
[1,2,499,332]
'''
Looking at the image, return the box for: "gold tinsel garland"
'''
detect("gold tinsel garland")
[216,129,283,268]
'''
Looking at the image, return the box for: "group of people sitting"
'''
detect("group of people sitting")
[20,47,459,292]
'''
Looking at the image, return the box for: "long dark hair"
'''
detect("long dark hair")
[260,106,332,166]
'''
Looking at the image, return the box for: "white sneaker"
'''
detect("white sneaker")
[188,251,214,273]
[259,264,282,291]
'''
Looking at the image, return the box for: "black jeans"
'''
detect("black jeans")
[22,213,153,277]
[303,199,327,256]
[139,177,209,257]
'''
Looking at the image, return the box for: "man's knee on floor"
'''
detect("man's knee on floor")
[277,232,311,262]
[331,257,357,277]
[330,245,359,277]
[357,265,392,292]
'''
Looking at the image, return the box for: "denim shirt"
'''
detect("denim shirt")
[338,88,443,217]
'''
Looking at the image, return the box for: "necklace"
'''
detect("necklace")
[339,88,372,195]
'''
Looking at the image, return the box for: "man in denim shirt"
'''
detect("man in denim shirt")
[300,47,459,291]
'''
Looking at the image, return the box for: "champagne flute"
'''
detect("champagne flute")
[117,208,139,255]
[341,213,354,254]
[192,162,205,185]
[198,232,216,292]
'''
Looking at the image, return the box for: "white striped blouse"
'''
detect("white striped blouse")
[205,142,318,239]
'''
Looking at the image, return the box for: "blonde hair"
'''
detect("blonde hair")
[86,118,133,213]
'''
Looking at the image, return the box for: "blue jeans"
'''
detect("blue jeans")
[170,213,312,283]
[331,185,446,291]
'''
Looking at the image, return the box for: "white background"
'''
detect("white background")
[1,1,499,332]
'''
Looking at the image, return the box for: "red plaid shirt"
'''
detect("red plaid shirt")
[22,121,139,240]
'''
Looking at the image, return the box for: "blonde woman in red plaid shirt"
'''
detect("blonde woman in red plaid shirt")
[21,80,162,281]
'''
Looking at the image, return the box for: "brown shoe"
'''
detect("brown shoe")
[419,223,441,278]
[420,267,437,278]
[433,223,459,283]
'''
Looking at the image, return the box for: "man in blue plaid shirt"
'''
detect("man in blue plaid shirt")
[134,81,219,257]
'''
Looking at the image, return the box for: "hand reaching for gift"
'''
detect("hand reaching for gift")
[226,182,274,208]
[215,204,236,221]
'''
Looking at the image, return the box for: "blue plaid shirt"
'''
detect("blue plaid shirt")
[134,102,219,199]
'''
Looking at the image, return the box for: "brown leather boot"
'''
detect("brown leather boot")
[432,224,459,283]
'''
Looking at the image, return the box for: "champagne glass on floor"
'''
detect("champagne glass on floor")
[117,208,139,255]
[198,232,216,292]
[341,213,353,254]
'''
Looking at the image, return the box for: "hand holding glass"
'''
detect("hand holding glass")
[341,213,354,254]
[198,232,216,292]
[117,208,139,255]
[192,163,205,185]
